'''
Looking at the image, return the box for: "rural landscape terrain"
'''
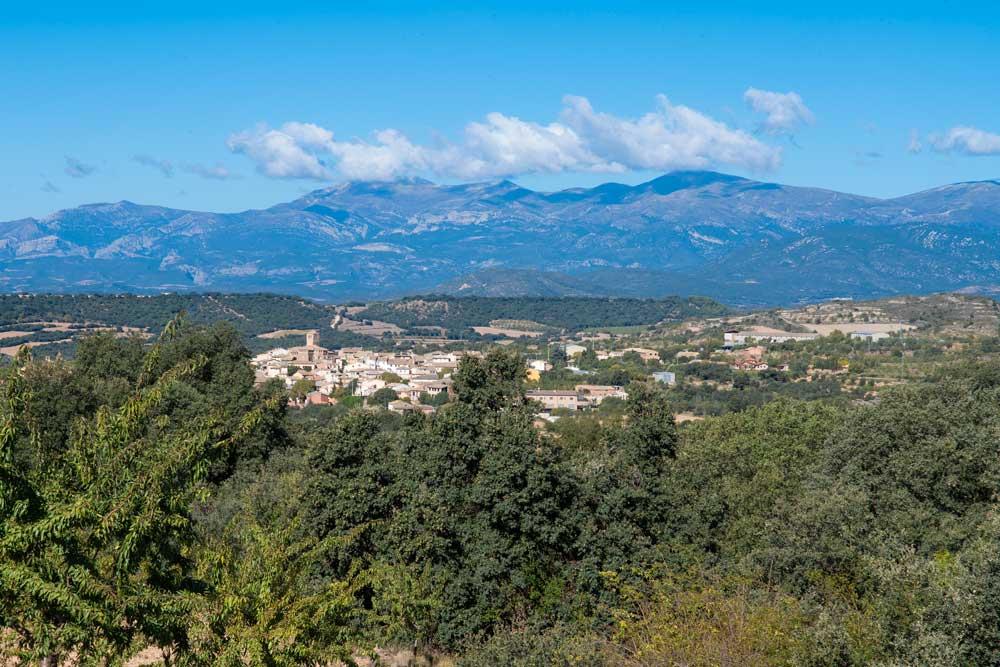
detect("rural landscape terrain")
[5,288,1000,663]
[6,2,1000,665]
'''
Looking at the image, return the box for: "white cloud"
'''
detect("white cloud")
[743,88,814,136]
[457,111,614,177]
[227,123,332,179]
[41,180,61,193]
[227,94,784,182]
[133,154,175,177]
[928,126,1000,156]
[328,129,433,181]
[280,121,336,151]
[64,155,97,178]
[907,129,923,154]
[561,94,780,172]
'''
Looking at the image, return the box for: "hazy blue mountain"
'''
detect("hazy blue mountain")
[3,171,999,306]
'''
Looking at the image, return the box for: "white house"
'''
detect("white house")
[651,371,676,385]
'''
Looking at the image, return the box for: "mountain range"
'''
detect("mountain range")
[3,170,1000,306]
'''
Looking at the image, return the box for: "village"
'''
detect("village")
[250,330,678,418]
[250,322,880,420]
[250,312,931,424]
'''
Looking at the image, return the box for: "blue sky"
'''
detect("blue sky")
[3,1,1000,219]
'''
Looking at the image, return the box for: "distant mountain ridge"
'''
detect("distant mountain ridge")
[3,170,1000,306]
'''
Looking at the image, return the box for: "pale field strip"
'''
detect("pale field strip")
[337,316,404,336]
[257,328,316,339]
[488,318,549,331]
[0,339,73,356]
[396,336,468,344]
[807,322,915,335]
[0,322,150,357]
[742,325,804,335]
[471,326,543,338]
[7,321,145,333]
[743,322,913,336]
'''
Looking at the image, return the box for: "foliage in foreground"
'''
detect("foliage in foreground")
[0,323,355,665]
[6,325,1000,665]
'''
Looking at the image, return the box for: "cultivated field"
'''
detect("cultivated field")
[0,322,150,357]
[257,328,317,339]
[471,326,543,338]
[0,339,72,356]
[336,317,404,337]
[806,322,914,335]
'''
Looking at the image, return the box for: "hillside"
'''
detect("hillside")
[0,293,336,336]
[0,292,732,355]
[0,293,377,356]
[4,171,1000,305]
[781,292,1000,335]
[347,295,731,337]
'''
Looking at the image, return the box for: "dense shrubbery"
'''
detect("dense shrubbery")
[5,324,1000,665]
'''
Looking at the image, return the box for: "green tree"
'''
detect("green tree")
[305,411,397,576]
[452,348,526,412]
[618,381,677,464]
[575,382,677,571]
[665,400,842,565]
[824,377,1000,554]
[183,515,359,666]
[419,391,450,407]
[290,378,317,401]
[0,325,273,664]
[368,387,399,408]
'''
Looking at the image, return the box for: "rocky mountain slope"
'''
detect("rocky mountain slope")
[3,171,999,306]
